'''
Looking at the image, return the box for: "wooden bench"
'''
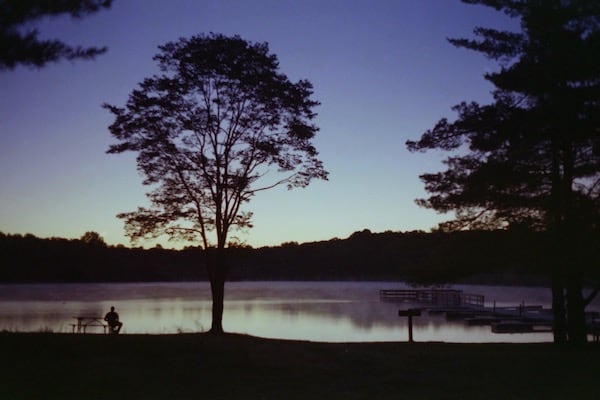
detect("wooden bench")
[71,317,108,334]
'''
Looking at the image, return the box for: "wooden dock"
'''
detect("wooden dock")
[381,288,552,335]
[442,303,555,333]
[381,288,600,338]
[380,289,485,308]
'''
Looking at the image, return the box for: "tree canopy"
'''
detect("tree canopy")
[0,0,112,70]
[104,33,327,333]
[407,0,600,233]
[80,231,107,247]
[105,33,327,248]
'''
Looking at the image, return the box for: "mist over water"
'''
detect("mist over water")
[1,282,598,342]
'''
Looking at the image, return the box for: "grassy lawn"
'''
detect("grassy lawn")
[1,332,598,399]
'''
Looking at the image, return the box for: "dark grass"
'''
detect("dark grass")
[1,332,598,399]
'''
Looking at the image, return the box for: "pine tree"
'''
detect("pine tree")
[407,0,600,343]
[0,0,112,70]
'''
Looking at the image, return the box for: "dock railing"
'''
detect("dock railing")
[380,289,484,308]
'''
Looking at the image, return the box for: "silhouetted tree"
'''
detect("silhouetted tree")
[80,231,107,247]
[104,33,327,333]
[0,0,112,70]
[407,0,599,343]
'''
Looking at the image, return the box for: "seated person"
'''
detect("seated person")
[104,306,123,334]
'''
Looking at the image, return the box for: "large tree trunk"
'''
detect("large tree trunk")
[566,277,587,344]
[206,248,228,334]
[551,276,567,344]
[558,139,589,344]
[209,273,225,334]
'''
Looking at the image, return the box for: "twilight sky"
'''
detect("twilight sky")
[0,0,517,248]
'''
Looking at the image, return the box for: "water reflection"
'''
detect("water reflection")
[1,281,598,342]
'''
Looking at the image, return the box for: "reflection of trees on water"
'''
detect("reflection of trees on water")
[232,299,463,332]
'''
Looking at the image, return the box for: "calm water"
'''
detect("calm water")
[1,281,598,342]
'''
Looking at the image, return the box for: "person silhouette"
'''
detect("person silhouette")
[104,306,123,334]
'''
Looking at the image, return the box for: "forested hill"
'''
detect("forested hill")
[1,230,597,284]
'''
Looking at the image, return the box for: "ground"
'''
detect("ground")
[1,333,598,399]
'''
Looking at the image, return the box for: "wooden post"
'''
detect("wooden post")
[398,309,421,343]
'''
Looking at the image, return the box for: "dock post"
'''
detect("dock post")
[520,300,524,316]
[398,309,421,343]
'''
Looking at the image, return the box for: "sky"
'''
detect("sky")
[0,0,517,249]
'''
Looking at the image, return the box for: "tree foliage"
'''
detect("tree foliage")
[408,0,599,232]
[0,0,112,70]
[80,231,107,247]
[104,33,327,332]
[7,229,595,284]
[407,0,599,343]
[407,0,600,233]
[105,33,327,249]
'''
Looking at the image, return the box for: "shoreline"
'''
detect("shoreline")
[0,277,557,288]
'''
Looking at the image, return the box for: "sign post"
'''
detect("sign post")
[398,308,421,343]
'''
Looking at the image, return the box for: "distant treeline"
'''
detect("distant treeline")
[1,230,597,284]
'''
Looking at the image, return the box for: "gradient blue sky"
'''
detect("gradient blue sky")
[0,0,516,248]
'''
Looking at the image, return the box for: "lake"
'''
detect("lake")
[1,281,598,342]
